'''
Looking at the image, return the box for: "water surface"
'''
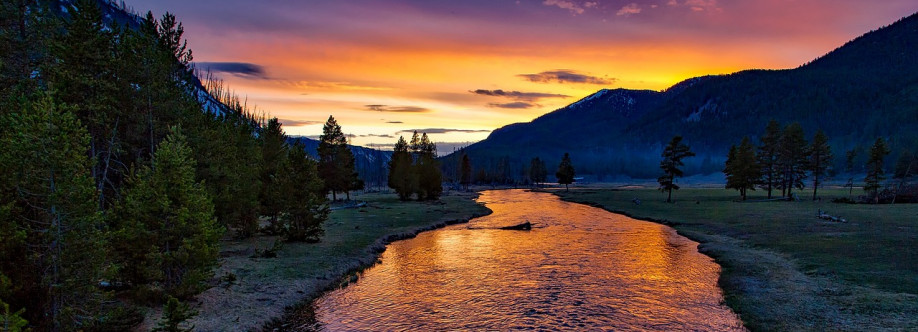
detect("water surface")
[302,189,744,331]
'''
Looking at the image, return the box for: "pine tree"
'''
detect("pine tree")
[388,136,415,200]
[0,273,28,332]
[192,117,261,238]
[864,138,890,203]
[529,157,547,187]
[459,153,471,191]
[0,92,107,330]
[556,153,575,191]
[845,149,857,197]
[152,296,196,332]
[724,145,738,189]
[47,0,120,210]
[415,133,442,200]
[808,130,832,200]
[112,127,223,299]
[317,116,358,201]
[1,293,28,332]
[757,120,781,198]
[658,136,695,203]
[724,137,760,200]
[892,150,916,204]
[281,142,329,242]
[778,123,809,199]
[259,118,288,231]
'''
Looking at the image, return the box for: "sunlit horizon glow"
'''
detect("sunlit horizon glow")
[131,0,916,149]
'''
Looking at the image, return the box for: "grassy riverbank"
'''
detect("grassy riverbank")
[146,190,490,331]
[553,187,918,331]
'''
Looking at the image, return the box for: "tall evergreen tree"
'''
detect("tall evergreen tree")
[892,150,916,204]
[556,153,575,191]
[317,115,358,201]
[259,117,287,230]
[757,120,781,198]
[388,136,415,200]
[192,115,262,238]
[530,157,548,187]
[808,130,832,200]
[864,138,890,203]
[778,123,809,199]
[47,0,120,210]
[658,136,695,203]
[845,149,857,197]
[415,133,442,200]
[724,137,760,200]
[0,93,107,331]
[280,142,329,242]
[460,153,471,191]
[152,296,196,332]
[112,127,223,299]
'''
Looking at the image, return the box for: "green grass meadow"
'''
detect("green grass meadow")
[186,191,490,331]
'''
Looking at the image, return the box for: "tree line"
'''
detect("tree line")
[388,131,443,200]
[0,1,352,330]
[723,120,905,203]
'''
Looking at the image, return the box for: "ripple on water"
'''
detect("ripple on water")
[302,189,745,331]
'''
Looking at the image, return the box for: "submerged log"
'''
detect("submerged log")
[500,221,532,230]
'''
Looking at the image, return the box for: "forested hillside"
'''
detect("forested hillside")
[0,0,329,329]
[452,12,918,181]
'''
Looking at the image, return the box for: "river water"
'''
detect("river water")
[298,189,744,331]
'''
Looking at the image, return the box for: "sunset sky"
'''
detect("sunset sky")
[131,0,916,150]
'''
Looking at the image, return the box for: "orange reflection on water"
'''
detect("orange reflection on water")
[309,190,745,331]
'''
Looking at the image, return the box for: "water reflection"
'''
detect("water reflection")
[303,189,744,331]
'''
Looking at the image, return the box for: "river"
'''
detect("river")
[294,189,744,331]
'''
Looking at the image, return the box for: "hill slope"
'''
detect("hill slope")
[451,12,918,181]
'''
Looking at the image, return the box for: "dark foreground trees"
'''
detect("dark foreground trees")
[556,153,575,191]
[778,123,809,199]
[865,138,891,203]
[658,136,695,203]
[530,157,548,187]
[112,128,223,299]
[757,120,782,199]
[808,130,833,200]
[460,153,472,191]
[389,136,415,200]
[0,1,332,329]
[388,132,442,200]
[0,92,107,331]
[279,142,329,242]
[724,137,760,200]
[318,115,360,201]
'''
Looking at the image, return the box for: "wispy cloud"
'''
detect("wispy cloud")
[616,3,642,16]
[364,105,432,113]
[278,118,323,127]
[517,70,614,85]
[397,128,491,135]
[196,62,266,79]
[290,81,392,91]
[542,0,585,15]
[470,89,569,101]
[488,102,535,109]
[668,0,721,12]
[359,133,395,138]
[365,143,394,150]
[385,121,404,124]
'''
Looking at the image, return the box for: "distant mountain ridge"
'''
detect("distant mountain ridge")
[449,12,918,181]
[288,136,392,188]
